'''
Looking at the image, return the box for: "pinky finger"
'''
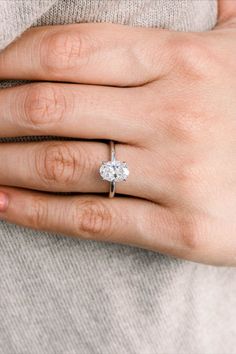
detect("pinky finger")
[0,187,171,250]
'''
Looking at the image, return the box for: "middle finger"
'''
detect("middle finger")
[0,82,149,145]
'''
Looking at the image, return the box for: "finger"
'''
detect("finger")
[0,82,147,144]
[0,187,233,265]
[0,141,153,201]
[0,186,173,252]
[0,141,170,203]
[0,23,171,86]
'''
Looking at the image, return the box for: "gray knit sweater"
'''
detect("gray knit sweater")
[1,1,235,354]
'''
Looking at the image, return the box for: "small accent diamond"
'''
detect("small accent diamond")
[100,160,129,182]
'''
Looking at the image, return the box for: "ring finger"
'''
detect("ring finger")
[0,140,170,202]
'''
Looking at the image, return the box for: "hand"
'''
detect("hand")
[0,2,236,266]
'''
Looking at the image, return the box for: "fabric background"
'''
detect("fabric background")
[1,1,235,354]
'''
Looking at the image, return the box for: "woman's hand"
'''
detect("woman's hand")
[0,3,236,265]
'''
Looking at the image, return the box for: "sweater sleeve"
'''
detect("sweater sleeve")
[0,0,57,51]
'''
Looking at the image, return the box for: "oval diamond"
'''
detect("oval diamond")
[100,160,129,182]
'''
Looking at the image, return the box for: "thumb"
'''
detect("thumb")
[215,0,236,29]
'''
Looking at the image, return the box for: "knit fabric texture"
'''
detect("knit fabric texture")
[1,1,236,354]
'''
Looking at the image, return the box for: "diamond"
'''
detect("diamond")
[100,160,129,182]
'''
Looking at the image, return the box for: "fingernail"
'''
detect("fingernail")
[0,192,9,212]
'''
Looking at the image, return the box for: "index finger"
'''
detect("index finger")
[0,23,171,86]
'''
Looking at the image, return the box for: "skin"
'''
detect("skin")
[0,0,235,266]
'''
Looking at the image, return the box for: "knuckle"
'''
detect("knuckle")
[162,86,216,145]
[35,143,79,186]
[173,159,197,186]
[72,199,113,240]
[163,95,206,144]
[40,29,93,74]
[27,197,48,229]
[176,212,206,253]
[23,84,67,127]
[169,157,203,202]
[168,34,216,78]
[149,206,207,255]
[166,111,201,143]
